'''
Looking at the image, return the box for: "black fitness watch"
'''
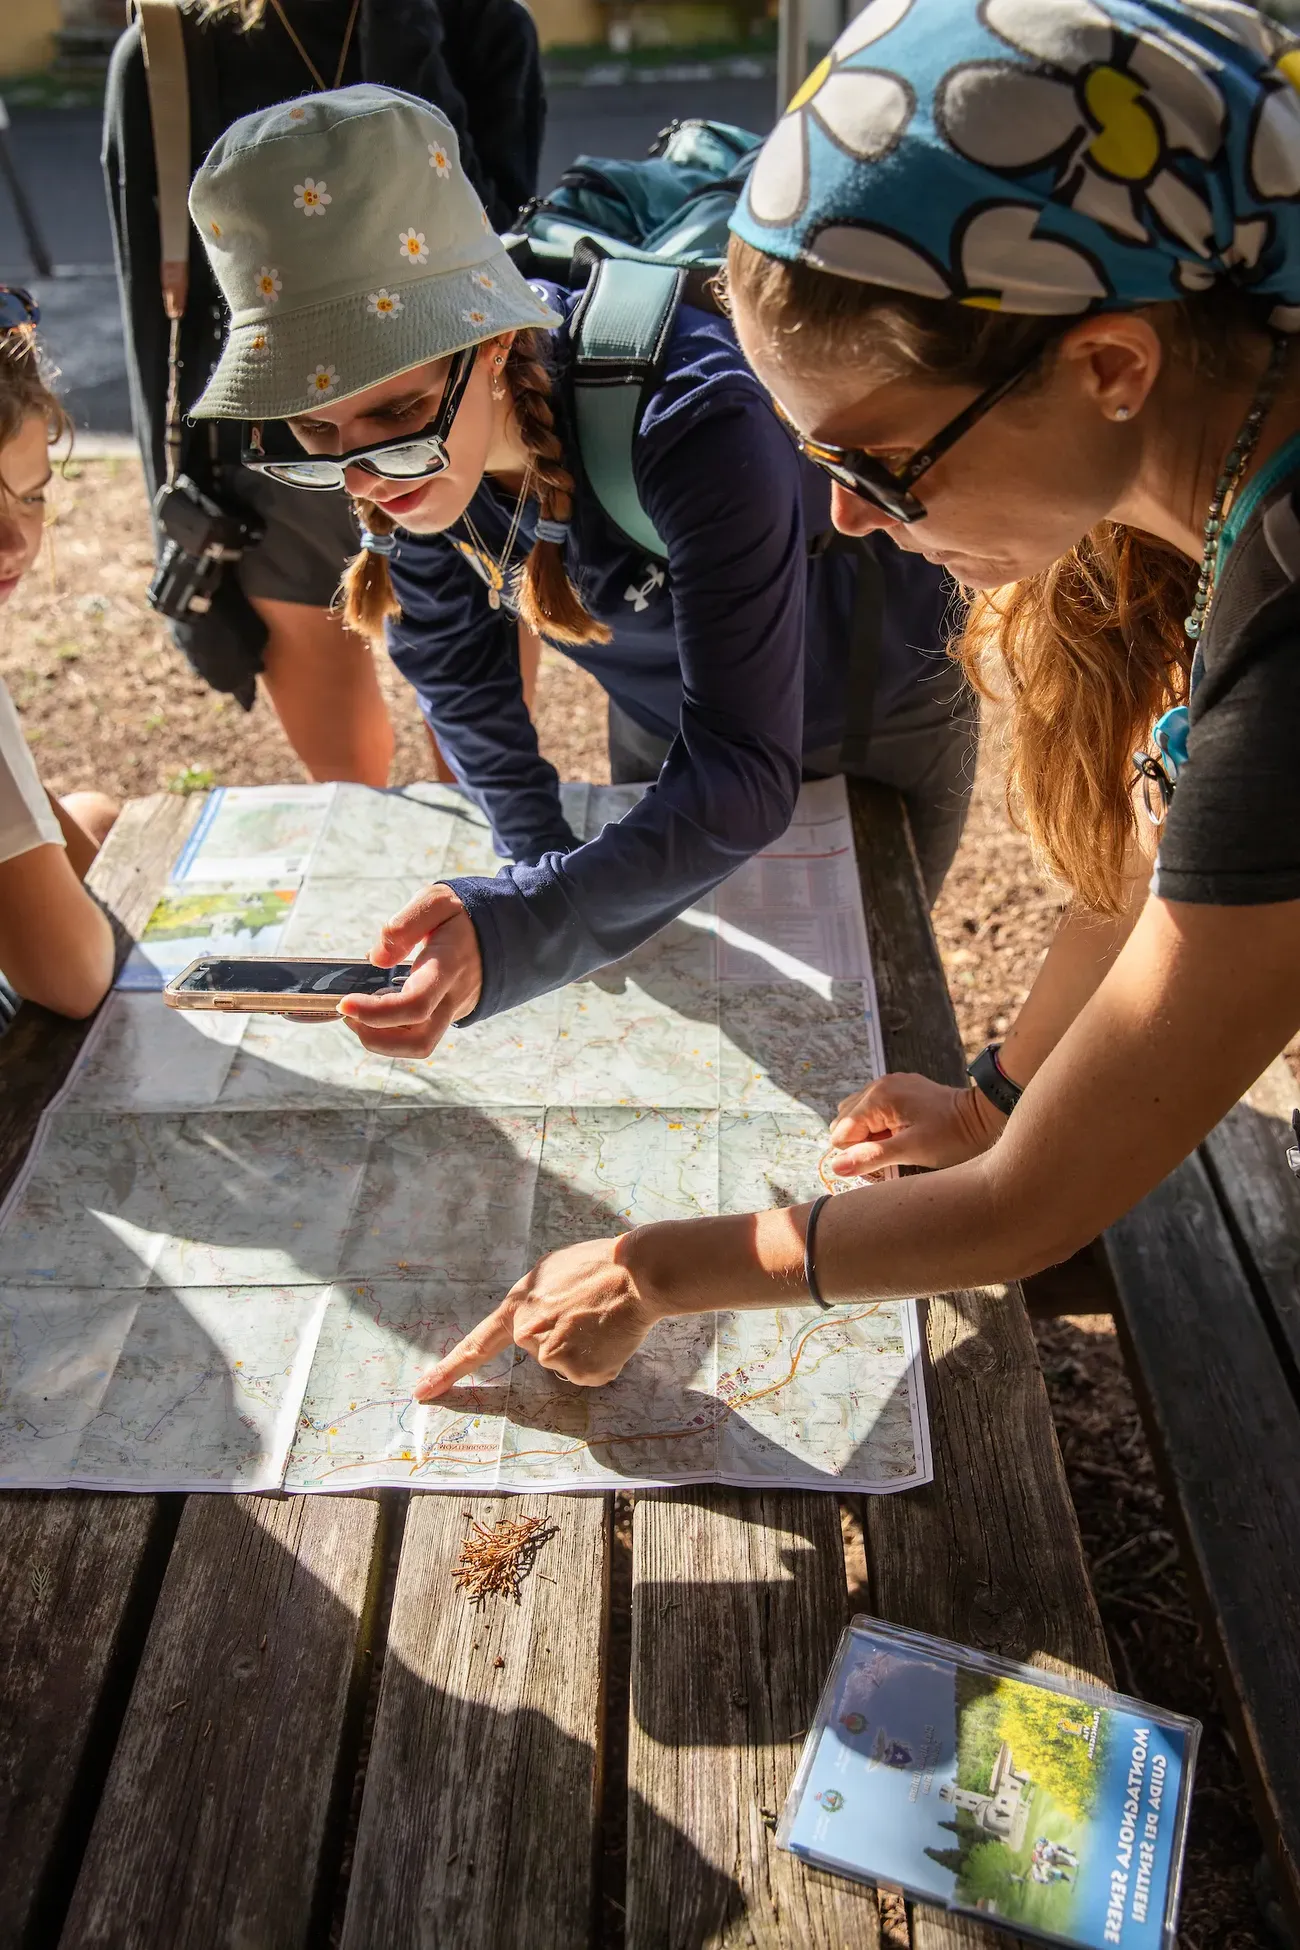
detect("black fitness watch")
[968,1042,1023,1120]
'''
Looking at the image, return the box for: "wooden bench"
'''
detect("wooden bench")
[0,780,1112,1949]
[1104,1055,1300,1939]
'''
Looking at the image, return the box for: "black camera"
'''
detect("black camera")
[147,476,264,621]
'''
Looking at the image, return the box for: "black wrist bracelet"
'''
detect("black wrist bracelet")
[803,1192,832,1310]
[968,1041,1022,1120]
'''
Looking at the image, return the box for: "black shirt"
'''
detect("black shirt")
[1155,436,1300,906]
[103,0,544,505]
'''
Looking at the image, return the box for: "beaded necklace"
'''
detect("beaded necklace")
[1133,331,1290,822]
[1183,330,1289,642]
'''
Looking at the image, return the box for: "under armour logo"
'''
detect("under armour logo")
[624,563,666,612]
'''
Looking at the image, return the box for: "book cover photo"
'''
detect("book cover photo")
[780,1618,1199,1949]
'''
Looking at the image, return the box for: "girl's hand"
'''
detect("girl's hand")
[340,884,483,1058]
[826,1071,1005,1179]
[412,1235,662,1398]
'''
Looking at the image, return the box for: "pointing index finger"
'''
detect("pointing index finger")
[412,1301,515,1401]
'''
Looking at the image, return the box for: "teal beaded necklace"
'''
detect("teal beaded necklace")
[1132,330,1292,823]
[1184,330,1290,641]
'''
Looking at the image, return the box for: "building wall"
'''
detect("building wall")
[0,0,62,77]
[528,0,606,46]
[529,0,775,48]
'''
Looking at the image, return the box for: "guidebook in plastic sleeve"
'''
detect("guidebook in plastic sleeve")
[779,1617,1199,1949]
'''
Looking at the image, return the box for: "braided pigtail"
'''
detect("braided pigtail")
[507,331,611,648]
[338,497,400,642]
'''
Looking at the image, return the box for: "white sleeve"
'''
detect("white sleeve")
[0,676,63,867]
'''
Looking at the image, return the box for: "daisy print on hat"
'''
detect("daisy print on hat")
[368,288,404,320]
[462,308,488,325]
[472,271,497,291]
[747,0,916,227]
[307,363,339,398]
[294,176,331,216]
[257,267,282,302]
[937,0,1228,256]
[429,141,451,178]
[399,229,429,265]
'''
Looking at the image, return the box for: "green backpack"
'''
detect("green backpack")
[503,118,763,560]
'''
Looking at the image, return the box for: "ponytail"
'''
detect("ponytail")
[339,330,609,649]
[506,331,610,647]
[959,526,1192,914]
[338,497,400,641]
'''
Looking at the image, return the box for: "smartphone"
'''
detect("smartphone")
[163,956,414,1014]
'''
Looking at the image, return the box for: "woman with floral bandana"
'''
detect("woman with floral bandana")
[418,0,1300,1400]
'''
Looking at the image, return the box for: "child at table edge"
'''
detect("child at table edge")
[0,294,119,1030]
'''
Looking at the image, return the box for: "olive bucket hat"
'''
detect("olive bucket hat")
[188,84,560,420]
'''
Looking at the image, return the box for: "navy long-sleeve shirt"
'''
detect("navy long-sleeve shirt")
[386,287,950,1022]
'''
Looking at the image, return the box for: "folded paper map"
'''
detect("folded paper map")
[0,780,931,1495]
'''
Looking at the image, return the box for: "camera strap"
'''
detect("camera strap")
[135,0,192,485]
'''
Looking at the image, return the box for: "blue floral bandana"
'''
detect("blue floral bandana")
[730,0,1300,325]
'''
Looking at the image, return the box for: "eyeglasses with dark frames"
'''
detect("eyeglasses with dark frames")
[241,344,478,491]
[778,325,1063,524]
[0,287,39,334]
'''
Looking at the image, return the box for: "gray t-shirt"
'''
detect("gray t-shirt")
[1154,459,1300,906]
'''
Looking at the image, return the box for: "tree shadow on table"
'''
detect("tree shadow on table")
[13,1483,738,1950]
[582,922,878,1126]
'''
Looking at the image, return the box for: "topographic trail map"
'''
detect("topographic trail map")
[0,780,931,1495]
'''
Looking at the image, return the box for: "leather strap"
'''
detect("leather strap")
[136,0,192,321]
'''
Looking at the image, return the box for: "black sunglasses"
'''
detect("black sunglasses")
[0,287,39,333]
[781,326,1062,523]
[241,344,478,491]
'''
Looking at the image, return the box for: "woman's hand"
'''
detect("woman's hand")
[340,883,483,1057]
[413,1235,663,1398]
[826,1071,1005,1179]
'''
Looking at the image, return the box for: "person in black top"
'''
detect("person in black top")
[413,0,1300,1399]
[103,0,543,784]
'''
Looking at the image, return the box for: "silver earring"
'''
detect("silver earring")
[491,356,506,402]
[1113,405,1132,421]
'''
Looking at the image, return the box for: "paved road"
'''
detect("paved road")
[0,76,775,436]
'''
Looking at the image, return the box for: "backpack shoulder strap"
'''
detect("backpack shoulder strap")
[134,0,192,320]
[568,257,685,561]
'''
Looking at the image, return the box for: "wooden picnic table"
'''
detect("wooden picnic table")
[1105,1055,1300,1936]
[0,780,1110,1950]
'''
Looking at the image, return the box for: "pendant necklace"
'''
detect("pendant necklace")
[269,0,362,92]
[461,466,535,611]
[1133,330,1289,822]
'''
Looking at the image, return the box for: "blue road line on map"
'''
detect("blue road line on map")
[170,787,226,882]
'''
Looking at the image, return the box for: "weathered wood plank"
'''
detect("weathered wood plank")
[1107,1153,1300,1927]
[1202,1057,1300,1376]
[0,1494,176,1950]
[850,782,1111,1950]
[0,790,201,1204]
[624,785,1102,1949]
[626,1489,878,1950]
[847,780,1109,1666]
[1,793,202,1949]
[342,1492,609,1950]
[59,1493,383,1950]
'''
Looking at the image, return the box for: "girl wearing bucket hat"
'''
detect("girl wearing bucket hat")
[189,84,966,1049]
[105,0,544,785]
[415,0,1300,1400]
